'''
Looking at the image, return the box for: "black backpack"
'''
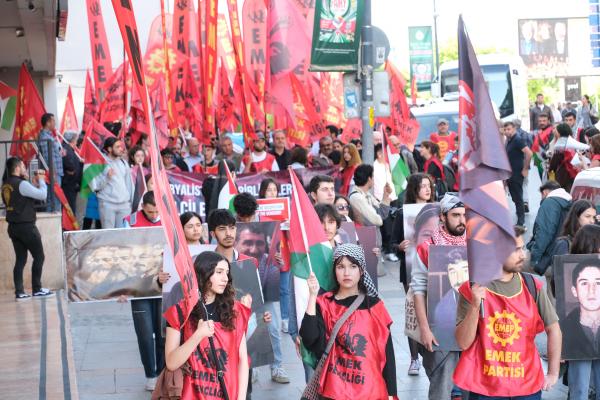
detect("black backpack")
[520,272,539,300]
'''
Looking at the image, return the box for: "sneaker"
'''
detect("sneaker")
[271,367,290,384]
[408,359,420,376]
[15,292,31,301]
[32,288,55,298]
[385,253,399,262]
[281,318,289,333]
[524,202,530,213]
[145,377,157,391]
[252,369,259,383]
[515,224,528,232]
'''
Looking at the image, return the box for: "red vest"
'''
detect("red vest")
[244,152,277,172]
[453,275,545,397]
[316,293,392,400]
[124,210,161,228]
[430,132,457,160]
[181,302,251,400]
[193,164,219,175]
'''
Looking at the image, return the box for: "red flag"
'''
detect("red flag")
[85,0,113,100]
[99,63,126,124]
[411,75,417,106]
[203,0,218,137]
[243,0,267,106]
[290,74,327,142]
[60,87,79,134]
[128,84,149,146]
[152,79,171,150]
[340,118,362,143]
[216,60,239,132]
[10,64,46,162]
[54,183,79,231]
[111,0,199,328]
[83,70,99,130]
[85,119,115,149]
[217,15,237,87]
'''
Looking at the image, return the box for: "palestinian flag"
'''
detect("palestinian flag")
[531,128,552,180]
[384,129,410,195]
[80,137,107,198]
[216,160,238,211]
[0,81,16,133]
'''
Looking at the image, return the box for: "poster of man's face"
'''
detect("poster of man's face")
[64,227,166,302]
[403,203,441,279]
[427,245,469,351]
[555,254,600,360]
[518,18,568,77]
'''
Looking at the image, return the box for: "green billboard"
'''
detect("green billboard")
[408,26,434,91]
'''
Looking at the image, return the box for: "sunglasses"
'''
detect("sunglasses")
[336,205,349,211]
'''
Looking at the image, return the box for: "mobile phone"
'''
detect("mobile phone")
[28,159,39,180]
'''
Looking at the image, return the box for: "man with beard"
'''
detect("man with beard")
[410,193,466,400]
[240,131,279,173]
[454,226,561,399]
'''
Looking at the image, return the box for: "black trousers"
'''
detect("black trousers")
[62,186,78,216]
[507,175,525,226]
[7,222,45,294]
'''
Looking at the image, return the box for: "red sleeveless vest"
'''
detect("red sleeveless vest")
[430,131,457,160]
[124,210,161,228]
[180,302,251,400]
[244,153,276,172]
[453,275,545,397]
[316,293,392,400]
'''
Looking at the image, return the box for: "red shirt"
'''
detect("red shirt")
[123,210,161,228]
[430,131,457,160]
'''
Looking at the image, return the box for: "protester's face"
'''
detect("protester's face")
[320,137,333,155]
[110,141,125,157]
[572,267,600,313]
[134,150,145,165]
[124,136,132,148]
[142,203,160,221]
[537,94,544,105]
[273,132,286,149]
[579,207,597,228]
[438,122,449,134]
[162,154,174,167]
[389,135,401,150]
[332,141,343,152]
[503,236,526,273]
[147,177,154,191]
[447,259,469,290]
[264,183,278,199]
[208,260,230,295]
[46,116,56,130]
[16,161,27,179]
[335,198,350,217]
[212,224,237,248]
[419,145,431,159]
[188,139,200,156]
[415,214,438,245]
[221,138,233,155]
[335,256,361,291]
[343,147,351,162]
[183,216,202,243]
[173,142,182,155]
[321,215,338,243]
[237,229,266,260]
[565,115,576,128]
[417,178,432,202]
[373,132,383,145]
[312,182,335,205]
[504,125,516,137]
[442,208,466,236]
[537,116,549,130]
[204,145,215,161]
[253,138,266,152]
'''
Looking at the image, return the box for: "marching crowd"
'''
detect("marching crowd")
[2,91,600,400]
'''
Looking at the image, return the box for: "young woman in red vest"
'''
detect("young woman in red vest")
[590,134,600,168]
[339,143,362,196]
[300,244,397,400]
[165,251,251,400]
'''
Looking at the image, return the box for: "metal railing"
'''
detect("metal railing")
[0,139,57,212]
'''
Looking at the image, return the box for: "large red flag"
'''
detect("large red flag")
[290,74,327,142]
[243,0,267,105]
[128,84,149,146]
[60,86,79,134]
[83,70,99,130]
[152,78,172,150]
[111,0,199,327]
[458,16,514,284]
[85,0,113,100]
[217,15,237,86]
[54,183,79,231]
[99,62,126,124]
[216,60,240,132]
[10,64,46,162]
[203,0,218,138]
[85,118,115,149]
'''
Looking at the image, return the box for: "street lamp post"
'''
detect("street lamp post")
[360,0,374,164]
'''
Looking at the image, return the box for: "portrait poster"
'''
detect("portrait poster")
[427,245,469,351]
[403,203,441,279]
[64,227,166,302]
[518,18,568,77]
[554,254,600,360]
[355,225,379,291]
[338,220,358,244]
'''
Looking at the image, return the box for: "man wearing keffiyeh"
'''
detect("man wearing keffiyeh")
[410,192,467,400]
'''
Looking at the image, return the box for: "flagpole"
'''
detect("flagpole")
[288,167,313,274]
[55,131,84,162]
[85,136,111,164]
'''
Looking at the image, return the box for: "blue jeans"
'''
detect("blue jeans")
[131,298,164,378]
[569,360,600,400]
[279,271,290,321]
[46,175,61,212]
[468,391,541,399]
[264,301,283,369]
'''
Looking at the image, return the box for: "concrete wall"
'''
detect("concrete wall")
[0,212,64,294]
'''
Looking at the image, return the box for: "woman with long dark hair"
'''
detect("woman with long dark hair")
[300,244,397,400]
[258,178,279,199]
[165,251,251,400]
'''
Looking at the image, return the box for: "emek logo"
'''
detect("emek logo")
[337,321,367,357]
[486,310,522,347]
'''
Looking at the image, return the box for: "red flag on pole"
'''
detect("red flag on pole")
[60,86,79,134]
[411,75,417,106]
[10,64,46,162]
[54,183,79,231]
[99,62,126,124]
[83,70,99,130]
[85,0,113,100]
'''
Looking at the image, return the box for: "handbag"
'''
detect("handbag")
[301,293,365,400]
[404,287,422,343]
[151,362,191,400]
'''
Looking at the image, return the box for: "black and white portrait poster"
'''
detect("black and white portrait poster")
[555,254,600,360]
[64,227,166,302]
[403,203,441,278]
[427,245,469,351]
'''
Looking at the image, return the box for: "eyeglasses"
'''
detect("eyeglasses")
[336,205,349,211]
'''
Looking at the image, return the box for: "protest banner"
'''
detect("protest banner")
[403,203,441,279]
[554,254,600,360]
[427,245,469,351]
[355,226,379,291]
[338,220,357,244]
[256,197,290,222]
[64,227,165,302]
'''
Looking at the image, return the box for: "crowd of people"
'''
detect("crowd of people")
[2,92,600,400]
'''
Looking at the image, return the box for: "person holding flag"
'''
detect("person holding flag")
[37,113,64,211]
[300,244,397,400]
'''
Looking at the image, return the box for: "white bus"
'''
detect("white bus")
[431,54,530,130]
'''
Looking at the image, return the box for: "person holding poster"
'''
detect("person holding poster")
[454,226,562,399]
[300,244,397,400]
[165,251,251,400]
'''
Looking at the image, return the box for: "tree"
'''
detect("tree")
[437,39,512,65]
[527,78,559,105]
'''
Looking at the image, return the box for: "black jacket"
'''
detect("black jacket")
[561,307,600,360]
[62,142,82,191]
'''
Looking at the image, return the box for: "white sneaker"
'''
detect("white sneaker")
[408,359,420,376]
[252,369,259,383]
[281,319,289,333]
[271,367,290,384]
[386,253,399,262]
[145,377,157,391]
[32,288,55,298]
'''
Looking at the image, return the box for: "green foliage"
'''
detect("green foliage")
[437,39,512,65]
[527,79,560,104]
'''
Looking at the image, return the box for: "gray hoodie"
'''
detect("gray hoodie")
[91,157,133,206]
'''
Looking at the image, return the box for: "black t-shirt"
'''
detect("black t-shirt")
[505,134,527,177]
